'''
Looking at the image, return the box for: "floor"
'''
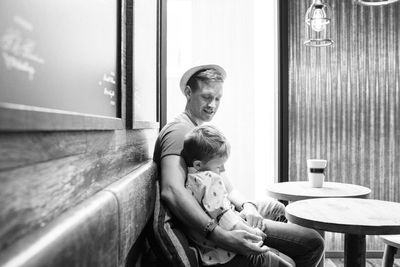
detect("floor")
[325,258,400,267]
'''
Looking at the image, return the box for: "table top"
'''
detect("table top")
[266,181,371,201]
[286,198,400,235]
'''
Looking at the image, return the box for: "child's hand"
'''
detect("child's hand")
[239,204,264,229]
[253,227,267,241]
[255,240,263,247]
[240,222,267,240]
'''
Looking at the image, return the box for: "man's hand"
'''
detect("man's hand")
[239,203,266,231]
[212,228,270,256]
[231,220,267,241]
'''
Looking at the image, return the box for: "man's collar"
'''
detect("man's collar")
[183,111,201,126]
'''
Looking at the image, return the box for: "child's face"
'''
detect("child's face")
[199,156,227,175]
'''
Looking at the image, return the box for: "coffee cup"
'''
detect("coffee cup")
[307,159,327,188]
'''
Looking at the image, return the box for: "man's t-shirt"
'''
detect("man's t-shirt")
[153,112,197,170]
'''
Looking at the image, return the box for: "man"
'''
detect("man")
[152,64,324,267]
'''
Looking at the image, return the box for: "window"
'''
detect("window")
[166,0,277,199]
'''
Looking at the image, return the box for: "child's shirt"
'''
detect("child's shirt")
[185,168,244,265]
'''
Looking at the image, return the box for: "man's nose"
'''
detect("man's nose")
[208,99,217,108]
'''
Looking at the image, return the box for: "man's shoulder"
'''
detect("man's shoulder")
[153,114,196,163]
[159,115,195,139]
[163,120,193,133]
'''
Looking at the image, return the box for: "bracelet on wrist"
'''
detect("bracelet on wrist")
[215,209,229,223]
[204,219,218,239]
[241,201,257,211]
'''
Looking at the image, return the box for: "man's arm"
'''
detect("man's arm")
[160,155,269,255]
[160,155,210,232]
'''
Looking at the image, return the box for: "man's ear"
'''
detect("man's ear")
[184,85,192,99]
[193,160,202,170]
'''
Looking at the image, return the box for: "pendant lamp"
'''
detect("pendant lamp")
[304,0,334,47]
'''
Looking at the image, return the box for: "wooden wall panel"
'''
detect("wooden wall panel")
[0,128,158,251]
[288,0,400,251]
[0,132,87,170]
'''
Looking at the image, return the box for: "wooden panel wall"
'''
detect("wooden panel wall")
[0,128,158,252]
[288,0,400,251]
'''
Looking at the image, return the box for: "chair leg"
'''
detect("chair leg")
[382,244,397,267]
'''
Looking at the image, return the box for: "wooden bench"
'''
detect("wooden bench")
[381,235,400,267]
[105,161,157,266]
[0,161,157,267]
[0,191,119,267]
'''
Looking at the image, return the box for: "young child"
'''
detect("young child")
[182,125,295,267]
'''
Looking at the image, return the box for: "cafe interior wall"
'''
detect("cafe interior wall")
[288,0,400,252]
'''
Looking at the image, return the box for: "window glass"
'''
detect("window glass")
[167,0,276,199]
[134,0,158,122]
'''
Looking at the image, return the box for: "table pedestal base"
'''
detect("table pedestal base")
[382,244,398,267]
[344,234,366,267]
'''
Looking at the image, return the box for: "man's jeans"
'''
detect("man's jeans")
[260,199,324,267]
[214,199,325,267]
[263,219,324,267]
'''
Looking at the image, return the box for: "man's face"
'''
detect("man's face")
[187,80,223,123]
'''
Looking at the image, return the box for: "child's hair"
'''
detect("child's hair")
[182,125,230,167]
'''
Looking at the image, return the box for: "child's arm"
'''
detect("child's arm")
[192,171,267,240]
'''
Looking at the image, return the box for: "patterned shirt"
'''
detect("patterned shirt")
[185,168,244,265]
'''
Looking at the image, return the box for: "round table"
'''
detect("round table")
[267,181,371,266]
[286,198,400,267]
[266,181,371,202]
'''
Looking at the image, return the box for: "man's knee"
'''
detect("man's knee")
[316,233,325,255]
[307,230,325,264]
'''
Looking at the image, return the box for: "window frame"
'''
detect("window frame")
[278,0,289,182]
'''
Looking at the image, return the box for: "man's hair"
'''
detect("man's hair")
[186,68,225,92]
[182,125,230,167]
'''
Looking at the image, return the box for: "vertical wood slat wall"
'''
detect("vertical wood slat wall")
[288,0,400,251]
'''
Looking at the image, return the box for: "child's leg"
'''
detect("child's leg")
[256,199,287,222]
[214,250,295,267]
[267,249,296,267]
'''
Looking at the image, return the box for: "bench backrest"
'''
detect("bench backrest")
[0,161,157,267]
